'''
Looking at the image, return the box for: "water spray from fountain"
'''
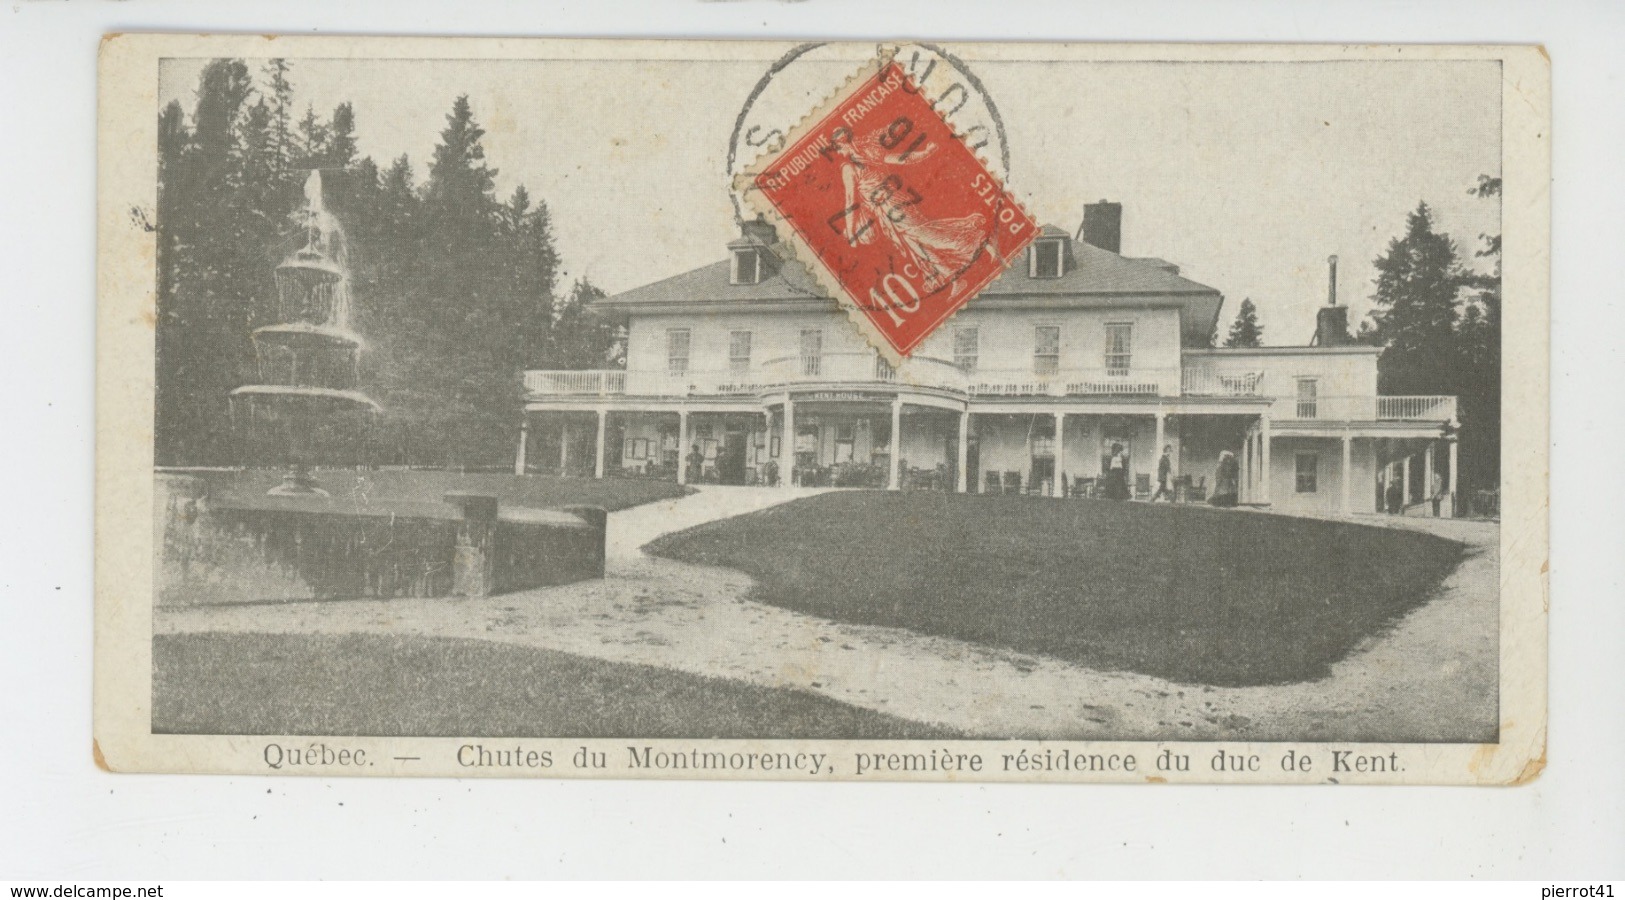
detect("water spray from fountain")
[230,170,380,496]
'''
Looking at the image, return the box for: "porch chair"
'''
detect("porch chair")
[1134,473,1152,500]
[984,471,1001,494]
[1070,476,1096,499]
[1003,471,1022,495]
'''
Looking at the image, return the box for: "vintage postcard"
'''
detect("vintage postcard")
[96,35,1548,783]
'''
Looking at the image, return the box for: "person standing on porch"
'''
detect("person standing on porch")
[1107,443,1130,501]
[1211,450,1239,508]
[685,443,704,485]
[1152,444,1174,502]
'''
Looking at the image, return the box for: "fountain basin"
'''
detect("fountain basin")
[252,322,363,348]
[229,384,381,412]
[156,474,606,605]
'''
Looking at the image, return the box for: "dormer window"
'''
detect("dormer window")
[730,247,762,285]
[1029,237,1066,278]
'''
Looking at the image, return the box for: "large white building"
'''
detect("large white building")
[519,202,1459,517]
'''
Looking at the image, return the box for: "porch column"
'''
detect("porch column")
[559,417,570,473]
[594,409,608,479]
[957,410,970,493]
[1448,437,1460,514]
[677,409,689,486]
[1400,454,1411,507]
[1259,414,1272,505]
[1241,428,1253,503]
[1053,411,1066,497]
[781,400,795,489]
[1169,415,1180,476]
[1341,433,1353,515]
[1154,411,1166,491]
[514,416,529,476]
[1424,443,1436,504]
[888,398,903,491]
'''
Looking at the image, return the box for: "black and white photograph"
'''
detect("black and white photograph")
[93,36,1548,784]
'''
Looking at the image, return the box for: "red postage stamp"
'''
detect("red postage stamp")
[742,55,1037,362]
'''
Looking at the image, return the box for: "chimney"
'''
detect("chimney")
[1314,255,1353,346]
[1080,200,1122,254]
[740,214,777,246]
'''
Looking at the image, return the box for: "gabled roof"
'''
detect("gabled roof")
[596,226,1225,339]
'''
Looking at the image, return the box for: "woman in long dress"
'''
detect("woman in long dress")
[1106,442,1131,501]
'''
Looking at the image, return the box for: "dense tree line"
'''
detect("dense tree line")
[1360,186,1502,495]
[154,59,619,468]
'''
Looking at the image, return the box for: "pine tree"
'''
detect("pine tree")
[260,59,297,175]
[424,95,498,241]
[327,102,359,168]
[1365,202,1465,396]
[1224,298,1264,348]
[296,103,331,167]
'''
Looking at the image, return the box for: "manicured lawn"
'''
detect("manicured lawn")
[152,632,955,739]
[645,492,1465,687]
[196,469,689,512]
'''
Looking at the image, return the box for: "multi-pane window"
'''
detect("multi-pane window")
[953,326,979,371]
[799,329,823,377]
[730,248,760,285]
[666,328,691,376]
[1295,453,1319,493]
[728,330,752,376]
[1104,323,1132,377]
[1296,377,1319,419]
[874,355,896,381]
[1034,325,1061,375]
[835,423,855,463]
[1030,238,1064,278]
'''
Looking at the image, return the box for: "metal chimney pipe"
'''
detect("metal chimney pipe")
[1327,254,1339,307]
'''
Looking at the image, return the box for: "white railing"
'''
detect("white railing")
[967,368,1175,398]
[522,369,627,396]
[1277,395,1455,422]
[1182,368,1266,397]
[523,353,970,398]
[1378,395,1457,421]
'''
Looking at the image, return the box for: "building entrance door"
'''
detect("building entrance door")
[720,428,748,485]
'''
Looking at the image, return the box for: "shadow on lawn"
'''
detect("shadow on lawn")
[644,492,1466,687]
[153,632,958,739]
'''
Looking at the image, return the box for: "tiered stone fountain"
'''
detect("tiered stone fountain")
[230,171,380,495]
[160,170,607,605]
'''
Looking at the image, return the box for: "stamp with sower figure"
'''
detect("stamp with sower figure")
[741,52,1037,364]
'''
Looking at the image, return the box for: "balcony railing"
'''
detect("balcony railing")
[1377,395,1457,421]
[1277,395,1457,422]
[523,369,627,396]
[521,361,1315,405]
[1182,368,1266,397]
[964,368,1175,397]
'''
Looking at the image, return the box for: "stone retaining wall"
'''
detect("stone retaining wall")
[156,474,605,606]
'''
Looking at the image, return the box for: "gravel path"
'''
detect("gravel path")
[156,488,1498,741]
